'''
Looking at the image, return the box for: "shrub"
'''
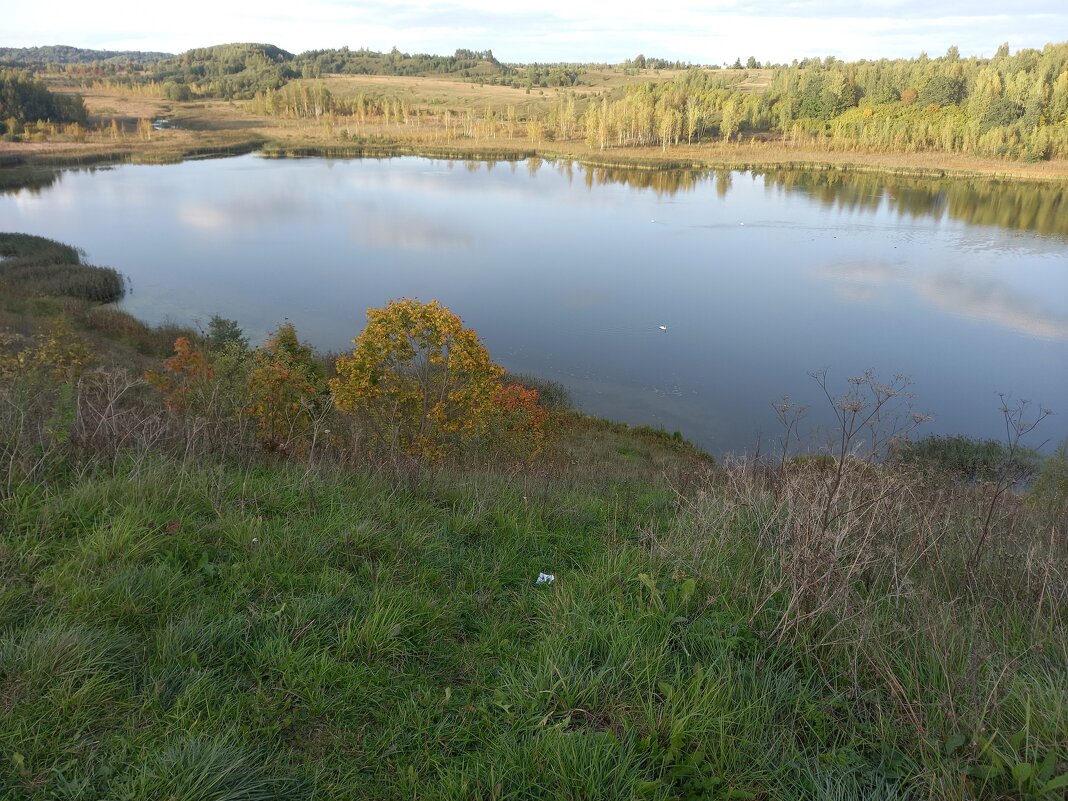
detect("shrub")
[891,434,1041,484]
[205,314,248,351]
[501,371,572,410]
[484,382,548,460]
[1030,438,1068,515]
[0,319,93,381]
[144,336,214,413]
[246,322,326,452]
[331,299,504,459]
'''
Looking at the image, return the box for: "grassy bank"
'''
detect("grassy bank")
[6,128,1068,183]
[1,233,1066,799]
[0,418,1064,799]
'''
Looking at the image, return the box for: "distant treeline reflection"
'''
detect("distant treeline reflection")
[760,169,1068,237]
[0,165,61,194]
[3,156,1065,237]
[554,159,1067,237]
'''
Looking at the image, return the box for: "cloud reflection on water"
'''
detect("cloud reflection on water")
[820,261,1068,341]
[353,211,473,251]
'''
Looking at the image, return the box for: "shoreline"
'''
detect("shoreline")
[4,133,1068,185]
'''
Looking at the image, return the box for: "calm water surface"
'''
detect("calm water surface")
[3,155,1066,454]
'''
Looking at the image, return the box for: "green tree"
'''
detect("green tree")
[206,315,248,350]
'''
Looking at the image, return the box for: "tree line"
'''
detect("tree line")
[250,42,1068,161]
[1,70,88,136]
[0,45,172,67]
[578,43,1068,159]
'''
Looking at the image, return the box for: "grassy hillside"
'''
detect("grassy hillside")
[1,414,1064,799]
[0,233,1065,799]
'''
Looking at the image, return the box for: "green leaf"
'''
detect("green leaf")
[965,764,1002,780]
[1037,749,1057,782]
[1012,762,1034,786]
[1041,772,1068,793]
[679,578,696,602]
[944,734,967,755]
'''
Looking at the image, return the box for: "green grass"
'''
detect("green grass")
[0,233,124,304]
[1,443,1064,800]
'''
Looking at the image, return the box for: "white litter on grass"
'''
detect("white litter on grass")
[536,572,555,585]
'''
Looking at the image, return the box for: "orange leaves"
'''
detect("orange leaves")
[147,324,326,453]
[491,382,548,460]
[145,336,213,412]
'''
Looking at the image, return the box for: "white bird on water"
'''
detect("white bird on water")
[658,325,668,332]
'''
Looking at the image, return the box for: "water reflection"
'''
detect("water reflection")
[355,210,473,251]
[759,170,1068,238]
[0,165,62,195]
[920,273,1068,341]
[4,157,1065,237]
[561,162,1068,238]
[820,261,1068,341]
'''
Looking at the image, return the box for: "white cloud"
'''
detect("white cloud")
[3,1,1065,62]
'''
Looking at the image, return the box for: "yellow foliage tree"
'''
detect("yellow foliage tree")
[246,322,325,452]
[330,299,504,459]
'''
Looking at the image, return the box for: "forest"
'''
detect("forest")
[574,44,1068,159]
[0,70,88,135]
[0,45,172,67]
[2,41,1067,161]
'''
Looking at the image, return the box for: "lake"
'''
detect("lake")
[2,154,1066,455]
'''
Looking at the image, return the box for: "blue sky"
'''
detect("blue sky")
[4,1,1066,63]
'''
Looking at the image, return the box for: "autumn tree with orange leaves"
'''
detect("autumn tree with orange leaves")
[145,336,213,413]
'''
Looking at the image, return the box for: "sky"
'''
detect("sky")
[4,1,1067,64]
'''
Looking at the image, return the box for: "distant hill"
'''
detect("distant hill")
[135,44,506,99]
[148,43,299,100]
[0,45,173,66]
[297,47,502,78]
[175,42,295,64]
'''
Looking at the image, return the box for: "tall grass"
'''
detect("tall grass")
[0,233,124,303]
[0,359,1064,799]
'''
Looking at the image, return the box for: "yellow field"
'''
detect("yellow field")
[309,67,696,116]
